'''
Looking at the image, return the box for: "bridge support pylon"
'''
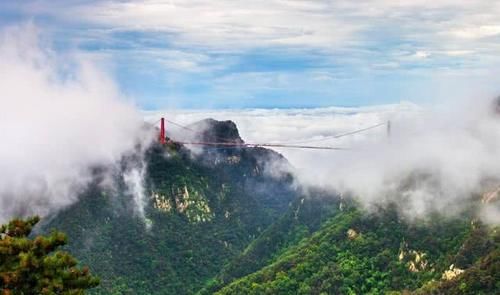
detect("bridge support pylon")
[159,117,166,144]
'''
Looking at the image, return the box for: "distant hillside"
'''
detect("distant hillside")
[212,205,499,294]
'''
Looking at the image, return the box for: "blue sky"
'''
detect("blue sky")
[1,0,500,109]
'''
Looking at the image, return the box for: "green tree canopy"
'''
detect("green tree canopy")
[0,216,99,294]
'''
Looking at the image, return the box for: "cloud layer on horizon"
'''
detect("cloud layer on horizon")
[146,97,500,222]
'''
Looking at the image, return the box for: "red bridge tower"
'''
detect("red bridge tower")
[159,117,166,144]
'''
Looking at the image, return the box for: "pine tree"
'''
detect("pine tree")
[0,216,99,294]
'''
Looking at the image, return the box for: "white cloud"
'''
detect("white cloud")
[145,97,500,221]
[6,0,500,86]
[60,0,360,50]
[0,24,153,222]
[450,25,500,39]
[413,51,430,59]
[137,49,216,72]
[440,50,474,56]
[143,102,420,156]
[29,1,500,80]
[56,0,500,49]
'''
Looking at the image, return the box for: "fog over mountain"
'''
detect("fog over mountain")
[1,24,499,225]
[146,98,500,222]
[0,24,152,222]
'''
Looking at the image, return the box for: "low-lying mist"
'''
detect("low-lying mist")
[148,98,500,223]
[0,24,153,222]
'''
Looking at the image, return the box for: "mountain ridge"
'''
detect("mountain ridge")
[38,118,499,294]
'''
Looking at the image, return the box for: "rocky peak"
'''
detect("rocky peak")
[189,118,244,144]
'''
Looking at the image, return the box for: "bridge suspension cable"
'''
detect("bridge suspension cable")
[152,117,389,151]
[174,141,350,150]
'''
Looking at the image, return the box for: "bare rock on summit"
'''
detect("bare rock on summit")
[189,118,244,144]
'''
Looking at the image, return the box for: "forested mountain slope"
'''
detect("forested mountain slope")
[39,119,499,295]
[41,120,297,294]
[212,205,499,295]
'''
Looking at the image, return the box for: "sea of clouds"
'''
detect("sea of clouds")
[145,97,500,222]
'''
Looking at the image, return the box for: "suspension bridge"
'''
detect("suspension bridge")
[154,117,391,151]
